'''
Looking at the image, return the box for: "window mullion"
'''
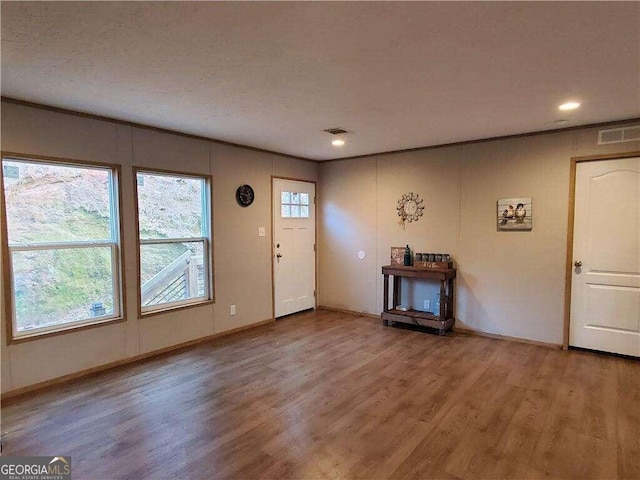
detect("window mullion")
[139,237,206,245]
[201,179,207,238]
[111,244,121,318]
[9,240,116,252]
[108,170,118,242]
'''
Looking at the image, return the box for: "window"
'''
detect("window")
[281,191,310,218]
[1,156,123,340]
[135,170,212,314]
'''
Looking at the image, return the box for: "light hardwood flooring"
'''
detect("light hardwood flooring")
[2,310,639,479]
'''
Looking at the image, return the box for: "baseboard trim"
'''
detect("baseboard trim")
[1,318,275,401]
[318,306,561,349]
[317,305,380,320]
[453,326,562,349]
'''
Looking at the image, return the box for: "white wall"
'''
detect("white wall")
[456,133,574,342]
[318,123,639,345]
[1,100,637,393]
[0,101,317,393]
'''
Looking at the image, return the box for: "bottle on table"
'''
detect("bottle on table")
[403,245,412,266]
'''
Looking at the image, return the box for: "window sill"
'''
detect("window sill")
[139,299,214,319]
[9,316,126,345]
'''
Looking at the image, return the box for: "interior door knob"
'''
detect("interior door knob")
[574,260,582,267]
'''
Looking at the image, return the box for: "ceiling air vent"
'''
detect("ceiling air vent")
[597,125,640,145]
[323,127,349,135]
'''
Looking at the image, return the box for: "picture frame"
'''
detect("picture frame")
[390,247,405,265]
[497,197,532,231]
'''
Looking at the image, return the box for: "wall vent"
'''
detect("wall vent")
[597,125,640,145]
[323,127,348,135]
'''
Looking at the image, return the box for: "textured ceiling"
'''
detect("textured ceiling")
[2,2,639,161]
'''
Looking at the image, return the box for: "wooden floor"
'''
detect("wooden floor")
[2,310,639,480]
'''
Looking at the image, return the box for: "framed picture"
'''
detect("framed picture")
[390,247,405,265]
[497,197,532,231]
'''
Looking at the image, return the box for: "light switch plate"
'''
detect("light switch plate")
[258,227,266,237]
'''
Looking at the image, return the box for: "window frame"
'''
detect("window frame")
[133,167,214,318]
[1,152,126,344]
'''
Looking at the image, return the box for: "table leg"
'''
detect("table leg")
[447,278,454,320]
[393,275,401,309]
[383,274,389,326]
[439,279,446,320]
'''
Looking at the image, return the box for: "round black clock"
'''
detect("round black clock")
[236,184,255,207]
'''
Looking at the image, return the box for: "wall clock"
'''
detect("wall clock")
[397,192,424,228]
[236,184,255,207]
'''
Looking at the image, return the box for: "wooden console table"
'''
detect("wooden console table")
[381,265,456,335]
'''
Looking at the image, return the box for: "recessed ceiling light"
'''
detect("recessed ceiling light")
[559,102,580,111]
[332,139,345,147]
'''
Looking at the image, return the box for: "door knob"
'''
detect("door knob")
[276,253,283,258]
[574,260,582,267]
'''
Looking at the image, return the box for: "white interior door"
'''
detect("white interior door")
[570,157,640,356]
[273,179,316,318]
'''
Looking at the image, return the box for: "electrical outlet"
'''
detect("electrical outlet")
[424,300,430,310]
[230,305,236,316]
[258,227,266,237]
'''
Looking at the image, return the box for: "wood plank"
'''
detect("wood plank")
[1,310,637,480]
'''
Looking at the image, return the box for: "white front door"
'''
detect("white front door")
[570,156,640,356]
[273,178,316,318]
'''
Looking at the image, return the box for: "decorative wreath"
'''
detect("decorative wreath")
[397,192,424,229]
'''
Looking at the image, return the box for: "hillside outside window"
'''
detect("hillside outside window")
[1,156,123,341]
[135,169,212,315]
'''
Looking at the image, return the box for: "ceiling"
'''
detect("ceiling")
[2,2,639,161]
